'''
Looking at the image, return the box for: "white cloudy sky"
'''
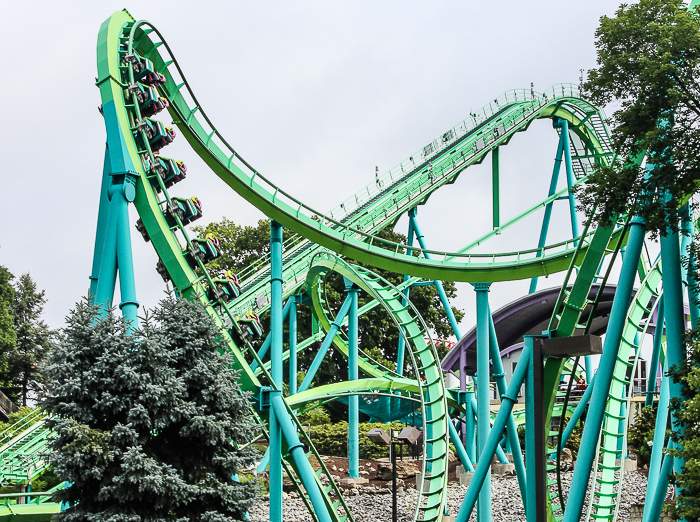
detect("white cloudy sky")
[1,1,625,345]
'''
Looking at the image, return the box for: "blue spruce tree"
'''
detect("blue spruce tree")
[43,295,260,521]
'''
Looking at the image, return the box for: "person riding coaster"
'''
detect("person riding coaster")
[183,236,221,269]
[134,118,175,153]
[149,157,186,190]
[206,271,242,304]
[128,83,169,117]
[165,196,202,227]
[125,52,166,86]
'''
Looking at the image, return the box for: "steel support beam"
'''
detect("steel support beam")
[269,220,284,522]
[562,216,646,522]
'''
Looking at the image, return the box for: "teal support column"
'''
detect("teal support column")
[466,391,476,463]
[411,212,462,338]
[269,221,284,522]
[561,372,596,448]
[89,148,114,299]
[94,173,139,328]
[529,122,566,294]
[562,216,646,522]
[455,343,532,522]
[492,147,500,229]
[560,119,581,242]
[449,419,475,472]
[681,204,700,328]
[646,297,665,407]
[289,296,298,395]
[659,225,686,480]
[346,278,360,478]
[270,395,332,522]
[524,337,538,522]
[645,448,676,522]
[643,358,670,522]
[250,299,294,372]
[298,295,353,393]
[473,283,492,522]
[487,308,527,504]
[397,209,416,375]
[113,176,139,327]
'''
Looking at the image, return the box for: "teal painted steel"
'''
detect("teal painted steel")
[646,297,665,407]
[524,337,538,522]
[410,213,462,338]
[474,283,492,522]
[250,299,293,373]
[289,296,298,395]
[298,295,353,393]
[113,182,139,326]
[396,209,416,376]
[561,119,581,242]
[346,280,360,479]
[643,356,670,522]
[456,343,532,522]
[562,217,646,522]
[487,306,527,504]
[269,221,284,522]
[561,372,596,446]
[271,395,332,522]
[492,148,500,229]
[88,149,113,299]
[465,391,476,463]
[681,204,700,328]
[448,420,474,472]
[659,227,686,480]
[529,123,566,294]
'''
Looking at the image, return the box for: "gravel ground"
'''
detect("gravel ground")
[248,470,668,522]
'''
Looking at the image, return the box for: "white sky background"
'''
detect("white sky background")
[2,1,638,363]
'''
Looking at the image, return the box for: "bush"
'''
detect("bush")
[308,421,406,460]
[628,405,660,466]
[298,406,331,426]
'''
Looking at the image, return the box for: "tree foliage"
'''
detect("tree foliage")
[580,0,700,234]
[43,296,260,522]
[6,274,51,406]
[194,217,463,420]
[0,266,15,387]
[668,328,700,521]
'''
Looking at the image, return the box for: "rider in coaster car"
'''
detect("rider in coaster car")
[150,125,176,153]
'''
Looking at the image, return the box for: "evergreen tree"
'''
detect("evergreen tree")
[7,274,51,406]
[43,296,260,521]
[0,266,15,390]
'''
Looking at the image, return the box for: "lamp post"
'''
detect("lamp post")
[367,426,421,522]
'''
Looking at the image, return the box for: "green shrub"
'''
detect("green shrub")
[628,405,662,466]
[308,422,406,459]
[298,406,331,426]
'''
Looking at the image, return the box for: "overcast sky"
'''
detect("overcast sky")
[1,1,624,347]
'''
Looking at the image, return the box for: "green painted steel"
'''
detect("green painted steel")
[305,254,450,522]
[585,260,662,521]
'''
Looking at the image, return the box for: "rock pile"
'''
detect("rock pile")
[248,470,661,522]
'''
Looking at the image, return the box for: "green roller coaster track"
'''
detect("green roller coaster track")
[3,7,696,522]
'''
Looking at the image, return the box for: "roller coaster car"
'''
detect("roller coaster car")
[156,259,170,282]
[183,237,221,268]
[236,311,264,341]
[135,118,175,153]
[135,218,150,242]
[149,157,186,190]
[206,273,241,303]
[165,196,202,227]
[125,53,165,86]
[128,83,169,117]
